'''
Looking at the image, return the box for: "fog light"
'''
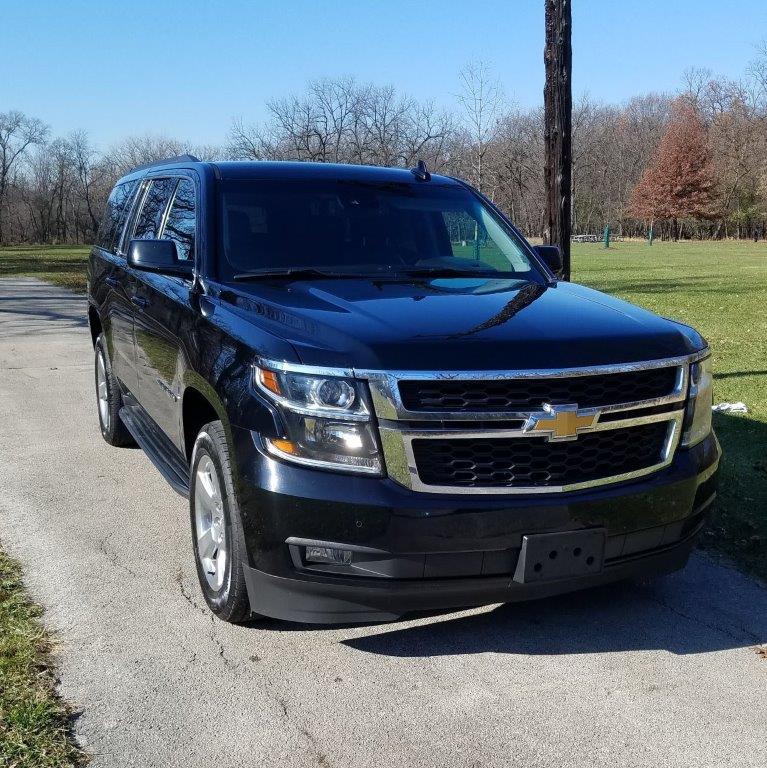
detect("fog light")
[305,546,352,565]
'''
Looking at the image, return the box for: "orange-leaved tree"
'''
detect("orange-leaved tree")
[629,99,717,238]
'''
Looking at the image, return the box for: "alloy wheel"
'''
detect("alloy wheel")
[193,454,228,592]
[96,350,110,430]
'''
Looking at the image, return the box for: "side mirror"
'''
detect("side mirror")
[533,244,564,279]
[127,239,191,277]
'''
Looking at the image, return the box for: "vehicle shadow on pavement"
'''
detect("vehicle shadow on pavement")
[0,279,88,338]
[338,558,767,657]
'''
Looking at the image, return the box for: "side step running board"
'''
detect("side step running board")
[119,405,190,496]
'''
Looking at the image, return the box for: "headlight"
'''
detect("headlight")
[254,364,382,474]
[681,355,713,447]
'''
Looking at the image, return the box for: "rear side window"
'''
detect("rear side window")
[132,178,176,240]
[97,180,138,251]
[161,178,196,261]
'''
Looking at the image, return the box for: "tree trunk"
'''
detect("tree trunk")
[543,0,572,279]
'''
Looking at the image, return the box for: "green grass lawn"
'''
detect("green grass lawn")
[0,245,89,292]
[0,550,85,767]
[572,240,767,579]
[0,240,765,581]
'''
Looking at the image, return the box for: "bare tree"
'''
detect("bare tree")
[228,116,273,160]
[457,61,504,193]
[69,130,106,236]
[227,77,454,170]
[0,110,49,244]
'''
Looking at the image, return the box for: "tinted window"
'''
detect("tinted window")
[218,180,541,282]
[161,178,196,261]
[97,180,138,251]
[133,178,176,241]
[442,209,509,265]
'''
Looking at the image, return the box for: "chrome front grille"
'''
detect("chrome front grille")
[361,354,701,494]
[398,366,679,412]
[411,420,670,489]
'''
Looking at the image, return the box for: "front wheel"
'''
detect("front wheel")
[190,421,255,623]
[94,334,134,447]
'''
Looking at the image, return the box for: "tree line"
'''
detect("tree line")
[2,48,767,247]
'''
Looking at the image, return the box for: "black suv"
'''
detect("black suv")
[87,156,720,624]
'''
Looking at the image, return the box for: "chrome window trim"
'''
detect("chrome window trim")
[124,175,181,253]
[115,179,146,257]
[156,174,198,261]
[118,178,150,255]
[156,178,181,242]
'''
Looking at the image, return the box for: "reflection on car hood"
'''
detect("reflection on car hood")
[220,276,705,371]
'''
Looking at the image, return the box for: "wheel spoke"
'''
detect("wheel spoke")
[214,548,227,589]
[197,527,216,559]
[197,469,217,504]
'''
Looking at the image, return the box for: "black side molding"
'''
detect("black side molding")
[119,405,189,496]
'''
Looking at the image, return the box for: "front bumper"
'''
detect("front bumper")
[243,522,704,624]
[231,426,720,623]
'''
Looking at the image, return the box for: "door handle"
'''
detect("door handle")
[105,276,121,288]
[130,296,149,309]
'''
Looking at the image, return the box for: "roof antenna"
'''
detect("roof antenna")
[411,159,431,182]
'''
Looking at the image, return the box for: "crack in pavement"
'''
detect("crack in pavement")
[175,569,335,765]
[176,571,334,766]
[97,533,138,578]
[175,570,210,618]
[175,570,237,667]
[267,680,333,767]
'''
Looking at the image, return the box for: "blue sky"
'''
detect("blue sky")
[1,0,765,150]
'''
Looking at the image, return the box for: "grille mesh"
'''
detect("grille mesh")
[399,367,678,412]
[412,421,670,488]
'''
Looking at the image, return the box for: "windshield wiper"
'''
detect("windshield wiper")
[400,267,501,278]
[232,268,358,281]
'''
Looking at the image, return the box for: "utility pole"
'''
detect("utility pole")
[544,0,572,279]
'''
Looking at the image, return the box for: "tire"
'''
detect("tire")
[189,421,255,623]
[95,334,135,447]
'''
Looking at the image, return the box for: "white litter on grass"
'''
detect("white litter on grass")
[712,402,749,413]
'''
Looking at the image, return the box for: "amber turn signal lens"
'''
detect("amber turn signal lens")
[270,438,298,455]
[258,368,282,395]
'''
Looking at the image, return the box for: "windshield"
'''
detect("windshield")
[217,179,544,282]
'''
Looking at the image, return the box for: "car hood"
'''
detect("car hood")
[219,277,705,371]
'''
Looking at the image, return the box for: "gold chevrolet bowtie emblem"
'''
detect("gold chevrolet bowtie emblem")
[524,404,599,441]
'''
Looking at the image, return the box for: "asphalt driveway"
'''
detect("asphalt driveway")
[1,277,765,768]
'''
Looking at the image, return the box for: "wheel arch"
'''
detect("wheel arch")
[181,381,230,462]
[88,303,103,348]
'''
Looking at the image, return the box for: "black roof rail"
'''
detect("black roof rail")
[128,154,201,174]
[410,159,431,181]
